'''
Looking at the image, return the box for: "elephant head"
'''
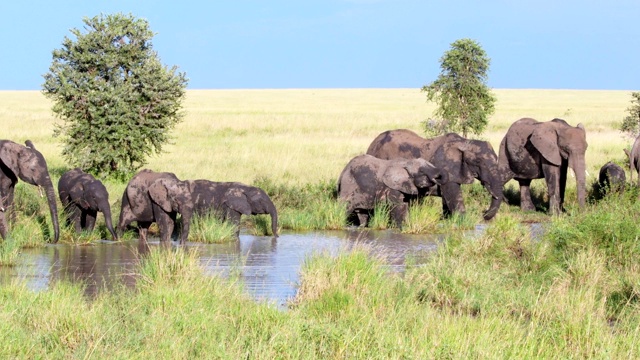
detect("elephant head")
[221,184,279,237]
[68,178,117,240]
[382,157,448,195]
[0,140,59,243]
[148,177,194,244]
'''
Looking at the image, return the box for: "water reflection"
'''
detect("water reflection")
[0,229,441,306]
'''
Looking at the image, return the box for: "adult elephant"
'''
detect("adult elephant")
[58,168,117,241]
[0,140,60,242]
[366,130,503,220]
[337,154,447,227]
[117,169,194,244]
[498,118,587,214]
[191,180,279,237]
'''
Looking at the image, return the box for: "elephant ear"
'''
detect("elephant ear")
[530,126,562,165]
[0,142,37,179]
[223,188,252,215]
[69,183,90,210]
[382,162,418,195]
[149,179,173,213]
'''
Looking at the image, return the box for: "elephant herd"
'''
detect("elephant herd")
[339,117,593,227]
[0,141,278,244]
[0,115,634,242]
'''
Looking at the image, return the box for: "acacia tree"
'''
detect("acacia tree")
[421,38,496,138]
[42,13,188,180]
[620,92,640,138]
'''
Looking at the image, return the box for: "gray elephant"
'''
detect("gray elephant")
[338,154,447,227]
[597,161,626,195]
[498,118,587,214]
[117,169,194,244]
[624,135,640,187]
[191,180,278,237]
[366,129,503,220]
[58,168,117,241]
[0,140,60,242]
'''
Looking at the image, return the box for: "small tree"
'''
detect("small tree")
[620,92,640,138]
[421,38,496,138]
[42,13,188,180]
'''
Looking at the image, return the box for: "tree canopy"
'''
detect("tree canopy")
[42,13,188,180]
[421,38,496,138]
[620,92,640,138]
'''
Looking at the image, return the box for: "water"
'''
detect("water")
[0,229,442,308]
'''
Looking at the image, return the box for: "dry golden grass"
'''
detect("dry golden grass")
[0,89,633,188]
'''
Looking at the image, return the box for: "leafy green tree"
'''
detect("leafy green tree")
[421,38,496,138]
[620,92,640,138]
[42,13,188,180]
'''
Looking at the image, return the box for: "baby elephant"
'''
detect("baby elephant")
[58,168,118,240]
[191,180,278,237]
[598,161,626,195]
[338,154,447,228]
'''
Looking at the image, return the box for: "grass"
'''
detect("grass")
[0,89,639,357]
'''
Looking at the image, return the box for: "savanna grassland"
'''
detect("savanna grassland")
[0,89,639,358]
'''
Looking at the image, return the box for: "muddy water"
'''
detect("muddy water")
[0,229,444,307]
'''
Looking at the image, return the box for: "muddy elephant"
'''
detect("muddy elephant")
[498,118,587,214]
[117,169,194,244]
[624,135,640,187]
[366,129,503,220]
[338,154,447,227]
[597,161,626,195]
[191,180,278,237]
[58,168,117,241]
[0,140,59,242]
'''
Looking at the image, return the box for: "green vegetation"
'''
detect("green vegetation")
[421,38,496,137]
[620,92,640,139]
[42,13,188,180]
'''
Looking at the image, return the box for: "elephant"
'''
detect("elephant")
[0,140,60,242]
[117,169,194,244]
[190,180,279,237]
[597,161,626,195]
[624,135,640,187]
[498,118,588,214]
[366,129,503,220]
[337,154,448,227]
[58,168,118,241]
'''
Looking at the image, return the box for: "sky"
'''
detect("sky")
[1,0,638,90]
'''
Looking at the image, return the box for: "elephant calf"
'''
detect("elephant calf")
[58,168,118,240]
[338,154,447,228]
[190,180,278,237]
[597,161,626,195]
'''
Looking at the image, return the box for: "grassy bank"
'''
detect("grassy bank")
[0,191,638,357]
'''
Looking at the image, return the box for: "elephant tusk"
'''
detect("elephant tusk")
[0,207,4,212]
[38,186,44,198]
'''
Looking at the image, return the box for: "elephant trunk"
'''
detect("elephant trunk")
[570,156,587,208]
[101,203,118,241]
[179,209,193,245]
[44,181,60,243]
[269,204,279,237]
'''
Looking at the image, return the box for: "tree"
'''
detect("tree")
[421,38,496,138]
[620,92,640,138]
[42,13,188,180]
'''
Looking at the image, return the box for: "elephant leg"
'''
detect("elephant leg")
[440,182,465,216]
[84,210,97,232]
[356,211,369,227]
[225,210,242,237]
[518,179,536,211]
[390,203,408,228]
[152,203,175,242]
[558,160,568,211]
[137,221,152,243]
[542,163,562,215]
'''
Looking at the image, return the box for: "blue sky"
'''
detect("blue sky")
[1,0,638,90]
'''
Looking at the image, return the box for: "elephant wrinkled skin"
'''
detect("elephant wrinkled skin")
[191,180,279,237]
[58,168,118,241]
[366,129,503,220]
[0,140,60,242]
[498,118,588,214]
[117,169,194,244]
[338,154,447,227]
